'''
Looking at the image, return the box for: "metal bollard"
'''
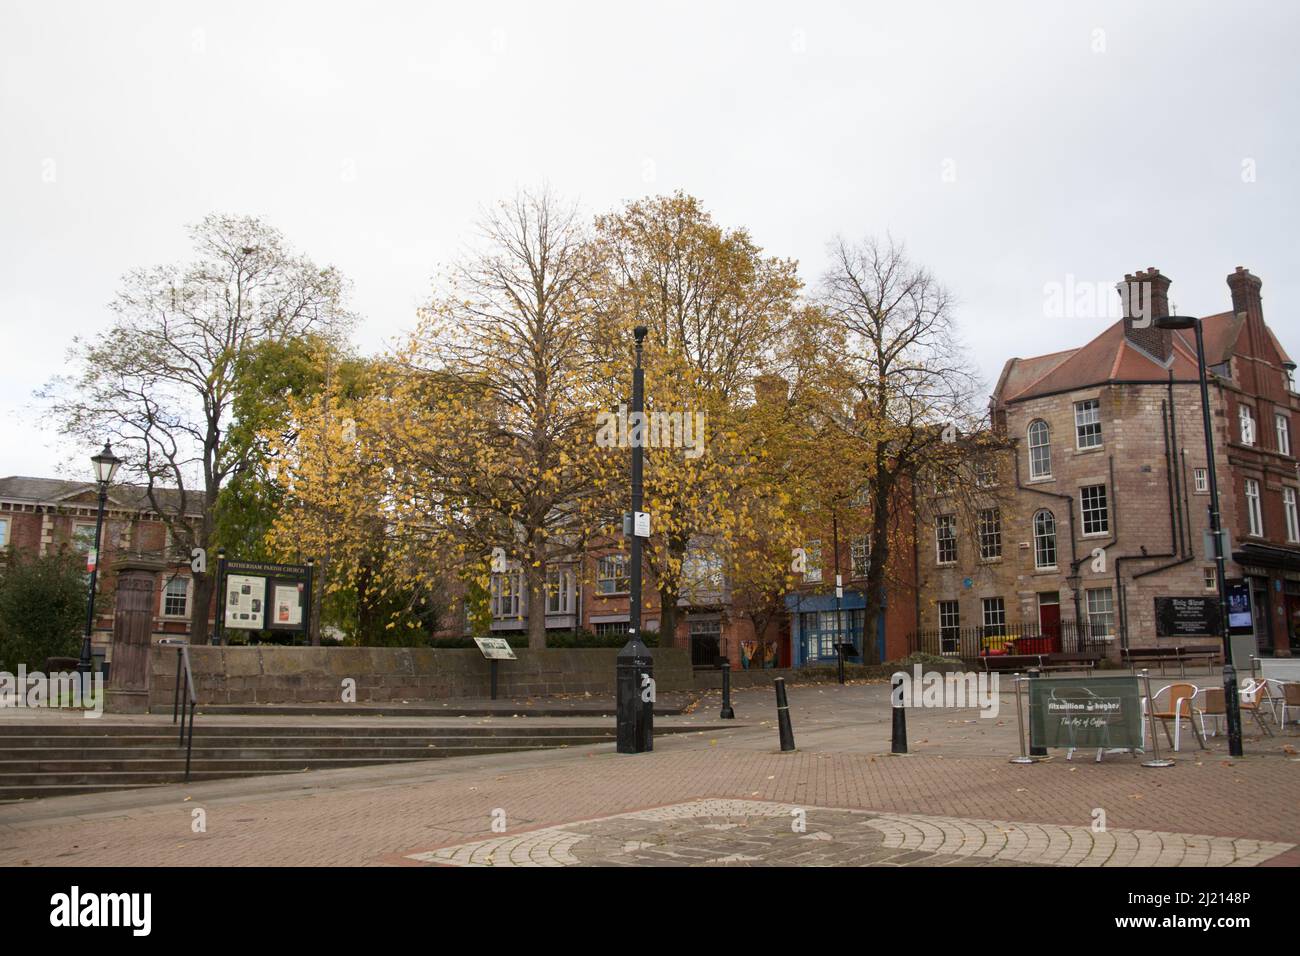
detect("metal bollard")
[891,672,908,754]
[1027,667,1047,757]
[1010,674,1036,764]
[720,661,735,719]
[774,677,796,752]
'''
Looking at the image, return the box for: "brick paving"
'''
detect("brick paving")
[1,682,1297,867]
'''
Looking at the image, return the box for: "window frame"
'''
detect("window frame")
[977,507,1002,560]
[1284,487,1299,543]
[1033,509,1058,569]
[1027,420,1052,479]
[935,515,957,565]
[1193,468,1208,493]
[162,576,191,619]
[596,554,631,595]
[937,600,961,656]
[1074,399,1102,450]
[1079,484,1110,536]
[1085,587,1115,638]
[981,597,1007,637]
[1277,413,1292,457]
[1239,404,1256,445]
[1245,479,1263,537]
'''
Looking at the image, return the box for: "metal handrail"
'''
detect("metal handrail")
[161,639,197,782]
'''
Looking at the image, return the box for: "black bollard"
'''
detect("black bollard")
[617,635,654,754]
[720,660,735,719]
[774,677,796,752]
[891,672,908,754]
[1028,667,1046,757]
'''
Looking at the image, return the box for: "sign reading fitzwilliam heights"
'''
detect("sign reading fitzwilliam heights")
[216,556,314,643]
[1154,596,1220,638]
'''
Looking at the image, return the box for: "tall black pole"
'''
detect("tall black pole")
[77,482,109,675]
[833,510,844,684]
[617,326,653,753]
[1193,319,1244,757]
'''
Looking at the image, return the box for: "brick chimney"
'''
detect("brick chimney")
[1226,265,1265,330]
[1117,266,1172,362]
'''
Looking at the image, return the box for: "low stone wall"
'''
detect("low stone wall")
[145,645,693,710]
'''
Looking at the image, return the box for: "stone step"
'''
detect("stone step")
[0,739,611,761]
[0,731,616,748]
[0,723,630,738]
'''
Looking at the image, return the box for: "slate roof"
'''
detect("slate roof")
[0,476,206,516]
[994,311,1249,405]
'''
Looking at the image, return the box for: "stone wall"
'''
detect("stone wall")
[146,645,693,710]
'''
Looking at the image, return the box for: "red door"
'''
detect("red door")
[1036,593,1062,654]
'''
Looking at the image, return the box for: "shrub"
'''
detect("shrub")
[0,550,88,673]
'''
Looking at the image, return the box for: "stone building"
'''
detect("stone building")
[914,265,1299,660]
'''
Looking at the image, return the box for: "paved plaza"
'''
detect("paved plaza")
[2,679,1297,867]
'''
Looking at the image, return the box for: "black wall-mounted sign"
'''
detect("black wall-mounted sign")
[1154,596,1219,637]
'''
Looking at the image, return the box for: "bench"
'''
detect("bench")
[1122,644,1220,677]
[979,654,1041,674]
[1038,652,1102,675]
[979,652,1101,675]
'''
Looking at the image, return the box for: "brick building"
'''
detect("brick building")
[914,265,1299,660]
[0,476,213,659]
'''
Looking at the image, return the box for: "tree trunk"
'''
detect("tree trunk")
[658,582,678,649]
[526,535,547,649]
[190,570,213,644]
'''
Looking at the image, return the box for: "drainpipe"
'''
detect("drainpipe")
[1014,444,1084,625]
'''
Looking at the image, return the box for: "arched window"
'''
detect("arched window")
[1034,509,1057,569]
[1028,420,1052,479]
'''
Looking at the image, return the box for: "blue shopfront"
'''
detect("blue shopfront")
[785,590,886,667]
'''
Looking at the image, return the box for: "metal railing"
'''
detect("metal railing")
[161,639,196,782]
[907,619,1111,661]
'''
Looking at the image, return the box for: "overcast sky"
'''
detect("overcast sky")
[3,0,1297,480]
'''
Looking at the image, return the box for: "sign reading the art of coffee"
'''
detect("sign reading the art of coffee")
[1028,675,1143,750]
[473,637,518,660]
[1154,596,1219,637]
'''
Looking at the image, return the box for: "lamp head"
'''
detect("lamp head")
[91,442,122,486]
[633,326,648,343]
[1154,315,1198,331]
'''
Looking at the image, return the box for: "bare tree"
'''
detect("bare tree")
[812,236,984,662]
[41,215,353,642]
[394,186,611,649]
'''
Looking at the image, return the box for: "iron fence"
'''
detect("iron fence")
[906,619,1111,661]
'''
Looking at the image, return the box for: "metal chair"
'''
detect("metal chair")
[1239,679,1275,736]
[1150,682,1206,752]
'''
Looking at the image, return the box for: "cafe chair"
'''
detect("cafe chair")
[1150,683,1206,752]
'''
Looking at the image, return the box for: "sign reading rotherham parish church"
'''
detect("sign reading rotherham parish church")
[216,555,313,642]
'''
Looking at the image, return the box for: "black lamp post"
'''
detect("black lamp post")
[78,442,122,675]
[1154,314,1244,756]
[616,326,653,753]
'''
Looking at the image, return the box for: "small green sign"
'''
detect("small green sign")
[1028,675,1143,750]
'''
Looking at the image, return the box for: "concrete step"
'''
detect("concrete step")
[0,732,616,749]
[0,739,612,760]
[0,723,629,739]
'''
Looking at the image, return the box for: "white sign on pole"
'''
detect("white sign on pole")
[633,511,651,538]
[473,637,518,660]
[224,574,266,629]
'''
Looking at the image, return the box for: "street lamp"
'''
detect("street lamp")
[616,326,653,753]
[78,442,121,675]
[1153,314,1245,756]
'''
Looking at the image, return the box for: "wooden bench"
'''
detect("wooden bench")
[1122,645,1220,677]
[979,654,1042,674]
[1038,652,1102,675]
